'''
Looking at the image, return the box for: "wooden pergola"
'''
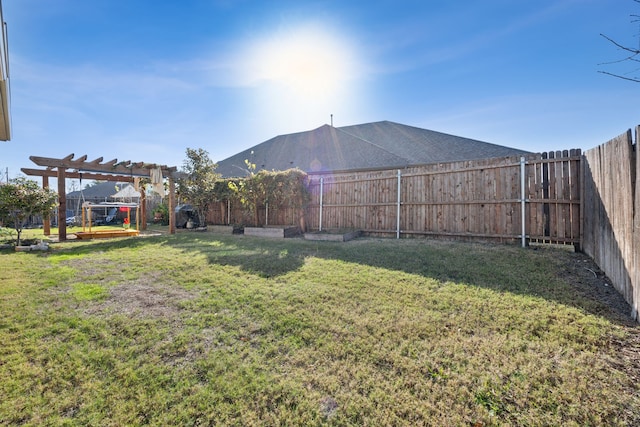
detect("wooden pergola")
[22,154,181,241]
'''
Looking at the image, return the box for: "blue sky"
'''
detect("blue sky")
[2,0,639,184]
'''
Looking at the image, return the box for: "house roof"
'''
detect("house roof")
[111,184,141,200]
[67,182,130,200]
[215,121,530,177]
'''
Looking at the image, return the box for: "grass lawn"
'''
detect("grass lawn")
[1,229,639,426]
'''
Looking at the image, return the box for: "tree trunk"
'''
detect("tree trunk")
[298,194,307,232]
[253,197,260,227]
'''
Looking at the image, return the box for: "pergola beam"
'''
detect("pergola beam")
[21,168,135,182]
[29,154,178,178]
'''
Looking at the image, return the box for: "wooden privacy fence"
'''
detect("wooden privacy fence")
[207,151,582,246]
[305,151,582,245]
[206,199,303,228]
[583,129,639,320]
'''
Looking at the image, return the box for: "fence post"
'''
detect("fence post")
[319,177,324,232]
[521,156,526,248]
[397,169,401,239]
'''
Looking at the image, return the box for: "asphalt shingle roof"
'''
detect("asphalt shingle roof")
[215,121,530,177]
[66,182,129,199]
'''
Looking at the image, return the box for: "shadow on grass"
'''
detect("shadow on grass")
[41,231,635,325]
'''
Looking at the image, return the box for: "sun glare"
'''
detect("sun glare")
[241,24,359,101]
[231,22,369,134]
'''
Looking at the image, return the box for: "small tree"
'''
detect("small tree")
[212,179,239,225]
[177,148,220,227]
[228,159,263,226]
[0,178,57,246]
[152,201,170,226]
[229,166,309,228]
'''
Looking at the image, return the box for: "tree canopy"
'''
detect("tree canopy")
[0,178,57,245]
[178,148,220,227]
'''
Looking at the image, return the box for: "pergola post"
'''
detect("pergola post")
[42,175,51,236]
[169,176,176,234]
[57,167,67,241]
[140,186,147,230]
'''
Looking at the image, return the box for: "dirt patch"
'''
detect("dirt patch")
[62,256,197,319]
[319,396,339,419]
[554,250,634,321]
[552,250,640,407]
[85,281,197,319]
[61,255,114,278]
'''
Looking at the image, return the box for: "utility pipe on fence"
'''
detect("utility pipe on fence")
[319,177,324,232]
[397,170,401,239]
[520,156,526,248]
[265,202,269,226]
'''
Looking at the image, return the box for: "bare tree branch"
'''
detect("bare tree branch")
[599,54,640,66]
[598,70,640,83]
[599,1,640,82]
[600,33,640,54]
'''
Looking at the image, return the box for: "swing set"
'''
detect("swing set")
[75,201,140,239]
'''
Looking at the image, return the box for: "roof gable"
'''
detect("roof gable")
[215,121,530,177]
